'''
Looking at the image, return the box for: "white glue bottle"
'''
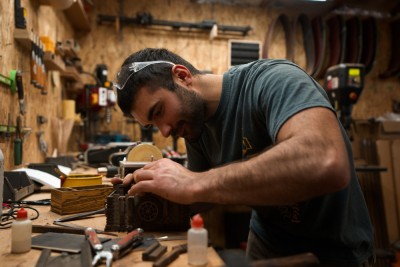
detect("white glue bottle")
[187,213,208,266]
[11,207,32,253]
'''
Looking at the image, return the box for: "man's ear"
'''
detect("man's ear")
[172,65,191,83]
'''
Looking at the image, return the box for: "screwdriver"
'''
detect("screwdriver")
[14,116,22,165]
[16,71,26,115]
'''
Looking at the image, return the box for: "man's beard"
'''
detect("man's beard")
[174,84,206,142]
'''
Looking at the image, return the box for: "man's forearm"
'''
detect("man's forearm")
[200,136,350,205]
[194,131,350,206]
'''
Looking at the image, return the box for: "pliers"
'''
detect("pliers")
[85,227,144,267]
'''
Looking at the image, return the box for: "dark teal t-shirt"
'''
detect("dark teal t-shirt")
[185,59,374,265]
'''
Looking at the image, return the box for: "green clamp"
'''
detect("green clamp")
[0,70,17,93]
[9,70,17,93]
[0,73,12,87]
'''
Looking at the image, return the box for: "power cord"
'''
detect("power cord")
[0,203,39,229]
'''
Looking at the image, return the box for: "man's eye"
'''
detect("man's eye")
[154,107,163,117]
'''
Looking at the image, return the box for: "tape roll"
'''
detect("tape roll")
[62,100,76,120]
[127,143,163,162]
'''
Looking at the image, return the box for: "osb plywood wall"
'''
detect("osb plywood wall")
[0,1,75,170]
[0,0,399,171]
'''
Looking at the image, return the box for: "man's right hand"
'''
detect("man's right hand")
[110,177,124,185]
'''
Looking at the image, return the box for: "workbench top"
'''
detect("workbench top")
[0,191,225,267]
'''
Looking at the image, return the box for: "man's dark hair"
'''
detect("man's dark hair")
[116,48,202,116]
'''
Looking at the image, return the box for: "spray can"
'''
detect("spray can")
[0,149,4,216]
[187,213,208,266]
[11,207,32,253]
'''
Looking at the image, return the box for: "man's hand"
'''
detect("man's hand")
[114,158,199,204]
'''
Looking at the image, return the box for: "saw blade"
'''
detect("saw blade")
[127,143,163,162]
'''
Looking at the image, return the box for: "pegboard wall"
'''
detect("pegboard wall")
[1,0,399,171]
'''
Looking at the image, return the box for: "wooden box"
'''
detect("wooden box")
[51,185,114,215]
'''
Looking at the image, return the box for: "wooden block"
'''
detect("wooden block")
[51,185,114,215]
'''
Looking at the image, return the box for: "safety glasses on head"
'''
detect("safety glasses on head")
[113,60,175,91]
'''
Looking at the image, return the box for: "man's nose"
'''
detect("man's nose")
[157,123,172,137]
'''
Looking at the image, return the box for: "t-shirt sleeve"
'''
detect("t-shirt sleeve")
[254,62,335,142]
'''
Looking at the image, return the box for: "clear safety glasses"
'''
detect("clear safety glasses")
[113,60,175,91]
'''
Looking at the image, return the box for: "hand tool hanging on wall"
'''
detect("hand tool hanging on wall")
[9,69,26,115]
[39,41,48,95]
[35,35,43,91]
[98,12,252,36]
[30,32,38,87]
[14,0,26,29]
[6,113,12,140]
[14,116,23,165]
[16,71,26,115]
[30,34,47,94]
[37,131,48,156]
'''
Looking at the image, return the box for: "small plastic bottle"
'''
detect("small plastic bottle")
[187,213,208,266]
[11,207,32,253]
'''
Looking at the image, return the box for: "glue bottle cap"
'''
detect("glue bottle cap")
[191,214,204,228]
[16,207,28,220]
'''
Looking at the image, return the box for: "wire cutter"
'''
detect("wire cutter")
[85,227,144,267]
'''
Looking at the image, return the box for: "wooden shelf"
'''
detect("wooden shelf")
[43,52,66,71]
[60,66,82,82]
[37,0,52,4]
[38,0,91,31]
[14,28,32,49]
[63,0,91,31]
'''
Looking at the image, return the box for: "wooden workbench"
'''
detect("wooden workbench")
[0,191,225,267]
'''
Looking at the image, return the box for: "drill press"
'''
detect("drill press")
[324,63,365,136]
